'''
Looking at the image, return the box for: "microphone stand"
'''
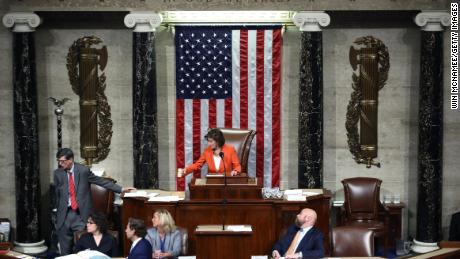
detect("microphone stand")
[219,152,227,231]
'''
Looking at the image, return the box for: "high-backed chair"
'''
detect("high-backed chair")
[178,227,188,255]
[91,177,116,227]
[217,128,256,174]
[341,177,389,253]
[91,178,115,215]
[332,226,374,257]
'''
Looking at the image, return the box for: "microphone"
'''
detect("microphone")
[219,151,227,231]
[219,152,226,175]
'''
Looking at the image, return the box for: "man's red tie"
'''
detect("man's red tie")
[68,172,78,210]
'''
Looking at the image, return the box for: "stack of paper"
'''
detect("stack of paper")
[148,195,182,202]
[285,195,307,201]
[303,191,320,196]
[284,189,306,201]
[333,200,344,207]
[226,225,252,232]
[123,191,150,198]
[56,250,110,259]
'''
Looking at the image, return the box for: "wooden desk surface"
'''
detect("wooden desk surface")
[408,248,460,259]
[1,250,34,258]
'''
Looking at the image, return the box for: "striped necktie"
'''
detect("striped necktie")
[68,171,78,210]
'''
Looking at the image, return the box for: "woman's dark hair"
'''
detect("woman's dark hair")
[128,218,147,238]
[205,128,225,147]
[88,212,109,234]
[56,148,74,160]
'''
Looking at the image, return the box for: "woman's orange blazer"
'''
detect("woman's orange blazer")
[185,144,241,176]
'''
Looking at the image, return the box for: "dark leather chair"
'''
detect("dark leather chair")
[332,226,374,257]
[341,177,389,253]
[91,177,116,217]
[178,227,188,255]
[217,128,256,174]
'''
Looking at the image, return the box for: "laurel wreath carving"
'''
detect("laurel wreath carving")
[346,36,389,166]
[66,36,112,163]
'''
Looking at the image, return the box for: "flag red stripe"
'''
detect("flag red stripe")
[271,29,282,187]
[239,30,248,129]
[256,30,265,179]
[209,99,217,128]
[225,99,232,128]
[192,100,202,178]
[176,99,185,190]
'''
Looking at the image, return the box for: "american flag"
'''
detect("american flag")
[175,26,282,190]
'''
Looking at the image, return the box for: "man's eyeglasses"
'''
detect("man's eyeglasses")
[57,159,69,163]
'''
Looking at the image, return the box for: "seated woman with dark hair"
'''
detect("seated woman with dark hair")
[74,212,118,256]
[177,128,241,177]
[146,209,182,259]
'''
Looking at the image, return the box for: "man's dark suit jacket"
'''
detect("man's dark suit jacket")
[128,238,152,259]
[272,225,324,258]
[450,211,460,241]
[54,162,122,230]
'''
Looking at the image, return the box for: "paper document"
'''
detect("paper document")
[148,195,182,202]
[285,195,306,201]
[226,225,252,232]
[284,189,303,195]
[123,191,149,197]
[303,191,320,196]
[206,174,224,177]
[56,250,110,259]
[251,256,268,259]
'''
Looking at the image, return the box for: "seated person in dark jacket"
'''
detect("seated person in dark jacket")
[449,211,460,241]
[126,217,152,259]
[272,208,324,259]
[74,212,118,256]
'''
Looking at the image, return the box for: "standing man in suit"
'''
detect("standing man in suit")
[272,208,324,259]
[126,218,152,259]
[54,148,135,255]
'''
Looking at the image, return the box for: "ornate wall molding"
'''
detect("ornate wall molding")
[2,12,40,32]
[292,11,330,32]
[124,12,162,32]
[415,11,450,31]
[8,0,450,12]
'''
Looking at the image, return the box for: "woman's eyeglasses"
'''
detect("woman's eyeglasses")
[87,221,95,225]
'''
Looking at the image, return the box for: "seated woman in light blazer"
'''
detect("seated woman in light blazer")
[146,209,182,258]
[177,128,241,177]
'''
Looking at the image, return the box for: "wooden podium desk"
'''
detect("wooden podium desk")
[195,225,255,258]
[121,188,331,257]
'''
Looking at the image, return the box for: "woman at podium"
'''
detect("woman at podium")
[177,128,241,177]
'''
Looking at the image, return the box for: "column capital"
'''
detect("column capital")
[292,11,330,32]
[415,11,450,31]
[124,12,162,32]
[2,12,40,32]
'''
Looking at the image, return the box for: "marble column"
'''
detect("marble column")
[125,12,162,189]
[292,12,330,188]
[412,11,450,253]
[2,12,47,254]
